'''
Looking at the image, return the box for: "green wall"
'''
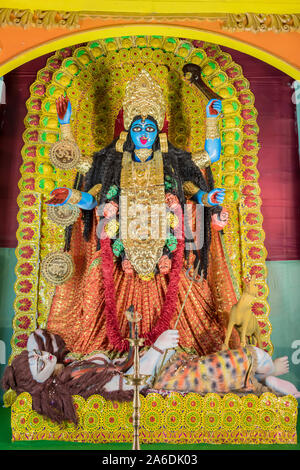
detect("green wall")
[0,249,299,403]
[266,260,300,391]
[0,248,16,403]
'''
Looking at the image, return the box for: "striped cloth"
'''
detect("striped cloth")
[154,347,256,394]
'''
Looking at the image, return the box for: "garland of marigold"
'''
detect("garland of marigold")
[100,221,185,352]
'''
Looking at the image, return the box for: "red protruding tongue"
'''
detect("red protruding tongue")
[140,137,148,145]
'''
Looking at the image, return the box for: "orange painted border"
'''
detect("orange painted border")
[0,17,299,78]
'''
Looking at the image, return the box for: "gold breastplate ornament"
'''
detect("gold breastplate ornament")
[120,151,167,277]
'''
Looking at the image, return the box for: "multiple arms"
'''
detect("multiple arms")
[196,99,224,206]
[48,96,226,211]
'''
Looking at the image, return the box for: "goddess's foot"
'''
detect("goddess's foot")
[273,356,289,376]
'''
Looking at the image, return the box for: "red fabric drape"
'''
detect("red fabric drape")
[0,47,299,260]
[0,54,52,248]
[222,46,300,260]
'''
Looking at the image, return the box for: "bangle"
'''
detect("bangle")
[183,181,200,200]
[60,123,74,141]
[68,189,82,205]
[88,183,102,203]
[152,345,164,354]
[202,193,213,207]
[206,117,220,140]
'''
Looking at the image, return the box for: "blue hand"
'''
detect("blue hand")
[58,99,72,125]
[204,99,222,163]
[207,188,225,206]
[206,99,222,118]
[47,188,97,210]
[47,188,72,206]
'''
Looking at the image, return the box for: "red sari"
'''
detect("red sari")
[47,205,240,356]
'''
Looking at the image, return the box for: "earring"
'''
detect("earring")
[116,131,128,153]
[159,133,168,153]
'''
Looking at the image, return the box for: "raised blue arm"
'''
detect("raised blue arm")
[205,99,222,164]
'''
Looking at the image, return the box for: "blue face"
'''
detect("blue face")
[130,118,158,149]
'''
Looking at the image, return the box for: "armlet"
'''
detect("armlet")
[183,181,200,200]
[88,184,102,203]
[191,150,211,169]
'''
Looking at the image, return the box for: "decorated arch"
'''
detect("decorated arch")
[11,35,271,363]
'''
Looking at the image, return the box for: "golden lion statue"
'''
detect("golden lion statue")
[222,275,263,350]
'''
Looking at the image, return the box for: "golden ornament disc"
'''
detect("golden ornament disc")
[50,140,81,170]
[41,252,74,285]
[46,203,80,227]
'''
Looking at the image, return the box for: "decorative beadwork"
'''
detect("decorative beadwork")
[11,392,298,445]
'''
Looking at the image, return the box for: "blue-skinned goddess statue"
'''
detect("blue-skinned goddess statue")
[46,70,240,356]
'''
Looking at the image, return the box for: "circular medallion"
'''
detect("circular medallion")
[185,410,202,430]
[41,252,74,285]
[47,203,80,227]
[50,140,81,170]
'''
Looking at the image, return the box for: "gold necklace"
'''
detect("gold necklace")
[131,159,151,190]
[134,148,153,163]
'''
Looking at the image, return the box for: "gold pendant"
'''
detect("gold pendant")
[134,148,153,162]
[50,139,81,170]
[41,252,74,285]
[47,203,80,227]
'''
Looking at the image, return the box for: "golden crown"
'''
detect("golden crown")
[122,70,166,130]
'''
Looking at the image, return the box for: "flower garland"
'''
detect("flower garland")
[100,186,185,352]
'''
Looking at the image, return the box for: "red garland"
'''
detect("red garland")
[100,227,185,352]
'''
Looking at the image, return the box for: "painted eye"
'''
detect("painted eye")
[145,126,155,132]
[132,126,142,132]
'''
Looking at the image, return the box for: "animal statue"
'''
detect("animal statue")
[222,275,263,349]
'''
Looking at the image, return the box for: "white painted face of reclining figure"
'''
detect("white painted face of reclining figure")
[28,349,57,383]
[27,329,59,354]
